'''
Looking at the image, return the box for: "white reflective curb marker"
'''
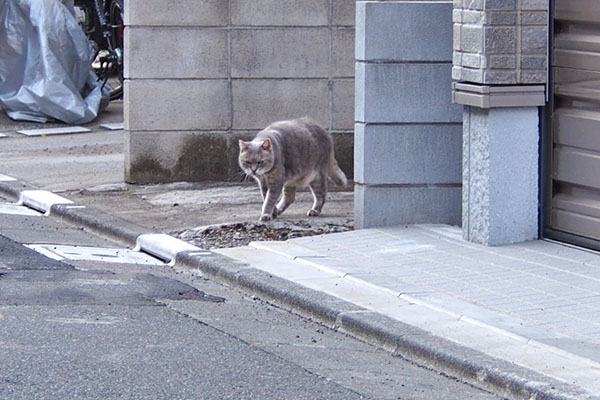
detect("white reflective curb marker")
[135,234,200,266]
[18,190,74,215]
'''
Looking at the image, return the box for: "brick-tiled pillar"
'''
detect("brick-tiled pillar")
[452,0,548,85]
[452,0,548,245]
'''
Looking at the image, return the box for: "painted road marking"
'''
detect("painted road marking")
[0,203,43,216]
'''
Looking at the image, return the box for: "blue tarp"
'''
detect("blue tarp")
[0,0,109,123]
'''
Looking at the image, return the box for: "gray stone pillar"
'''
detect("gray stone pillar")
[354,1,463,229]
[462,104,540,245]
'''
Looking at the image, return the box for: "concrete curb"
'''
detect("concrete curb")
[0,179,33,200]
[0,178,597,400]
[51,203,147,247]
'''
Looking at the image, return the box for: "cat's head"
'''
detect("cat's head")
[238,138,275,177]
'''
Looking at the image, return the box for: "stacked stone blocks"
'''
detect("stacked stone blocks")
[355,1,463,228]
[452,0,548,85]
[125,0,355,183]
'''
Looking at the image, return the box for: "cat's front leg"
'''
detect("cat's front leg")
[260,185,282,222]
[255,176,268,200]
[275,186,296,217]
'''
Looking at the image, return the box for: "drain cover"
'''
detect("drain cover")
[25,244,165,265]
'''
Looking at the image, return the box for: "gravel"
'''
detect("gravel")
[174,219,354,250]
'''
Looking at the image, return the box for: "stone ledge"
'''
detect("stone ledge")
[452,82,546,108]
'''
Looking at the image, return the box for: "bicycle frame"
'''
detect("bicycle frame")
[74,0,123,100]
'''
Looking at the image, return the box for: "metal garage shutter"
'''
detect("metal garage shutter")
[547,0,600,247]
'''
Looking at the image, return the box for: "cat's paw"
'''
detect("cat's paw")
[272,207,280,218]
[260,214,273,222]
[307,209,320,217]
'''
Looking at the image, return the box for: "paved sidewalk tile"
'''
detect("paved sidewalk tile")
[281,225,600,364]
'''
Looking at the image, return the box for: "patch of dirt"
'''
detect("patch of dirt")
[174,219,354,249]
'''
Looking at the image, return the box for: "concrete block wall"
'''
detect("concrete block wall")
[124,0,356,183]
[452,0,548,84]
[355,1,463,229]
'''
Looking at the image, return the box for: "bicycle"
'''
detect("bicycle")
[73,0,124,101]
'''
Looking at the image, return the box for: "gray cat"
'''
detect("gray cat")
[239,117,347,222]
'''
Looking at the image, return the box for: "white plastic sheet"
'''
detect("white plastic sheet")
[0,0,109,123]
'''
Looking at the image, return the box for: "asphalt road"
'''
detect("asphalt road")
[0,195,503,399]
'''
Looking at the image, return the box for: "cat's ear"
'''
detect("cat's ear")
[261,138,272,151]
[239,140,249,152]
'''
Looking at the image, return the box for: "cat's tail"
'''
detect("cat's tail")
[328,153,348,187]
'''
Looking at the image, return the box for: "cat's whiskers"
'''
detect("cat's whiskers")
[234,171,251,183]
